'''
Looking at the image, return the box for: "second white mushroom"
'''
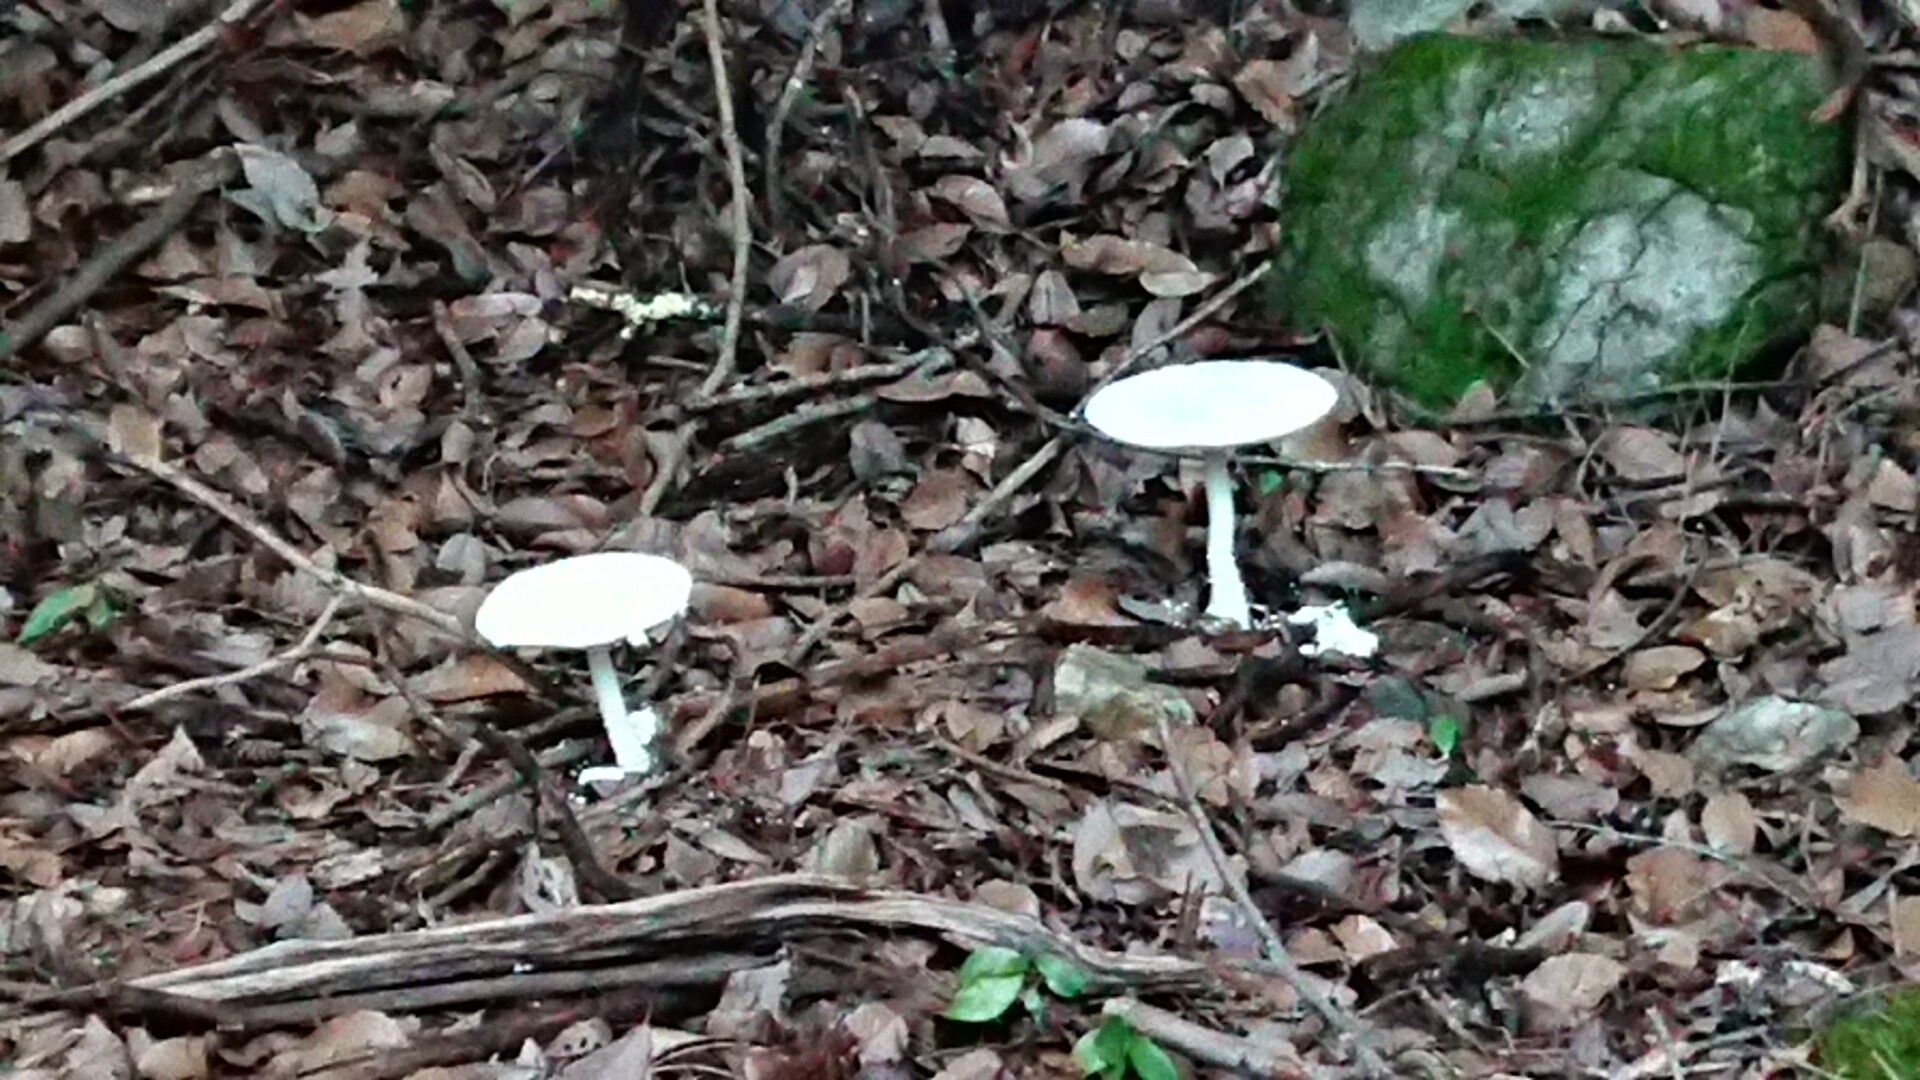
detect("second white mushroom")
[474,551,693,782]
[1083,359,1339,629]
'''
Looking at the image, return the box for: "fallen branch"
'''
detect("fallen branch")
[120,875,1206,1020]
[0,154,238,364]
[0,0,271,166]
[697,0,753,397]
[1151,710,1393,1077]
[1102,997,1320,1078]
[122,595,344,712]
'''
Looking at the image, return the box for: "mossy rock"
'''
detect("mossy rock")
[1272,34,1846,410]
[1817,986,1920,1078]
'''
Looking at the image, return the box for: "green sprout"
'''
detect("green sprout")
[18,581,122,647]
[944,946,1090,1023]
[1073,1015,1179,1080]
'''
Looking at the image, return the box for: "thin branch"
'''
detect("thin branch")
[672,351,931,418]
[431,300,485,421]
[0,154,238,364]
[127,454,468,639]
[122,595,345,711]
[697,0,753,397]
[0,0,271,165]
[1150,710,1393,1077]
[1074,261,1275,419]
[929,432,1070,554]
[764,0,853,233]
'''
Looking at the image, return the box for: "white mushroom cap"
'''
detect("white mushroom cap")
[475,552,692,650]
[1083,360,1338,451]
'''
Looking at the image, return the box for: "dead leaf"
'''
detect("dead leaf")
[107,404,164,465]
[898,223,971,263]
[768,244,851,310]
[1623,645,1706,691]
[1894,895,1920,956]
[1600,427,1687,481]
[1836,758,1920,837]
[1521,954,1627,1030]
[842,1002,909,1066]
[1626,848,1723,923]
[1232,60,1299,129]
[928,175,1010,228]
[1437,786,1559,889]
[0,644,56,687]
[900,469,977,531]
[410,654,529,703]
[1701,791,1759,855]
[1062,235,1197,276]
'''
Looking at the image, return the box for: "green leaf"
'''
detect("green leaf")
[1429,714,1462,757]
[1127,1033,1180,1080]
[1075,1017,1135,1078]
[945,971,1025,1022]
[83,590,122,632]
[956,945,1029,983]
[19,583,97,646]
[1020,983,1047,1020]
[1255,470,1286,496]
[1034,953,1092,999]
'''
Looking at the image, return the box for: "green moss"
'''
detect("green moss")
[1817,986,1920,1079]
[1275,33,1845,408]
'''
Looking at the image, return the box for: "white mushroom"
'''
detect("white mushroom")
[474,551,693,781]
[1083,360,1338,629]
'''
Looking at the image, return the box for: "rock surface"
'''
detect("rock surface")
[1274,35,1844,409]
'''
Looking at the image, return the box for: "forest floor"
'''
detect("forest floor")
[5,0,1920,1076]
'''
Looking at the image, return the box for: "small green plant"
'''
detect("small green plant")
[944,946,1090,1023]
[1428,714,1462,758]
[1817,986,1920,1079]
[1073,1015,1178,1080]
[18,581,121,647]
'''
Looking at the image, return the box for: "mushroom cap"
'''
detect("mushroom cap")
[475,552,692,650]
[1083,360,1338,452]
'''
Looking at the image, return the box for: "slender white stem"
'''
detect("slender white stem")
[1201,452,1250,628]
[586,647,652,774]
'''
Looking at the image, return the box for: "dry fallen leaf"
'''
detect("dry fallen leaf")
[1701,791,1759,855]
[1521,953,1627,1031]
[1437,786,1560,889]
[1836,758,1920,838]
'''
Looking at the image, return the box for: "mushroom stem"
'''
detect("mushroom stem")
[586,646,652,773]
[1201,452,1251,628]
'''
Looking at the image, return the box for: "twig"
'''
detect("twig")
[697,0,752,398]
[784,551,920,663]
[719,392,880,453]
[764,0,853,233]
[928,432,1070,554]
[122,595,345,711]
[1074,261,1275,418]
[468,725,637,902]
[1237,453,1477,482]
[419,740,596,835]
[431,300,484,421]
[128,454,468,639]
[0,0,271,166]
[1150,710,1393,1077]
[0,154,238,364]
[1101,997,1317,1077]
[672,351,931,418]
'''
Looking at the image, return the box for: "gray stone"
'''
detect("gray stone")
[1052,643,1193,741]
[1274,35,1845,409]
